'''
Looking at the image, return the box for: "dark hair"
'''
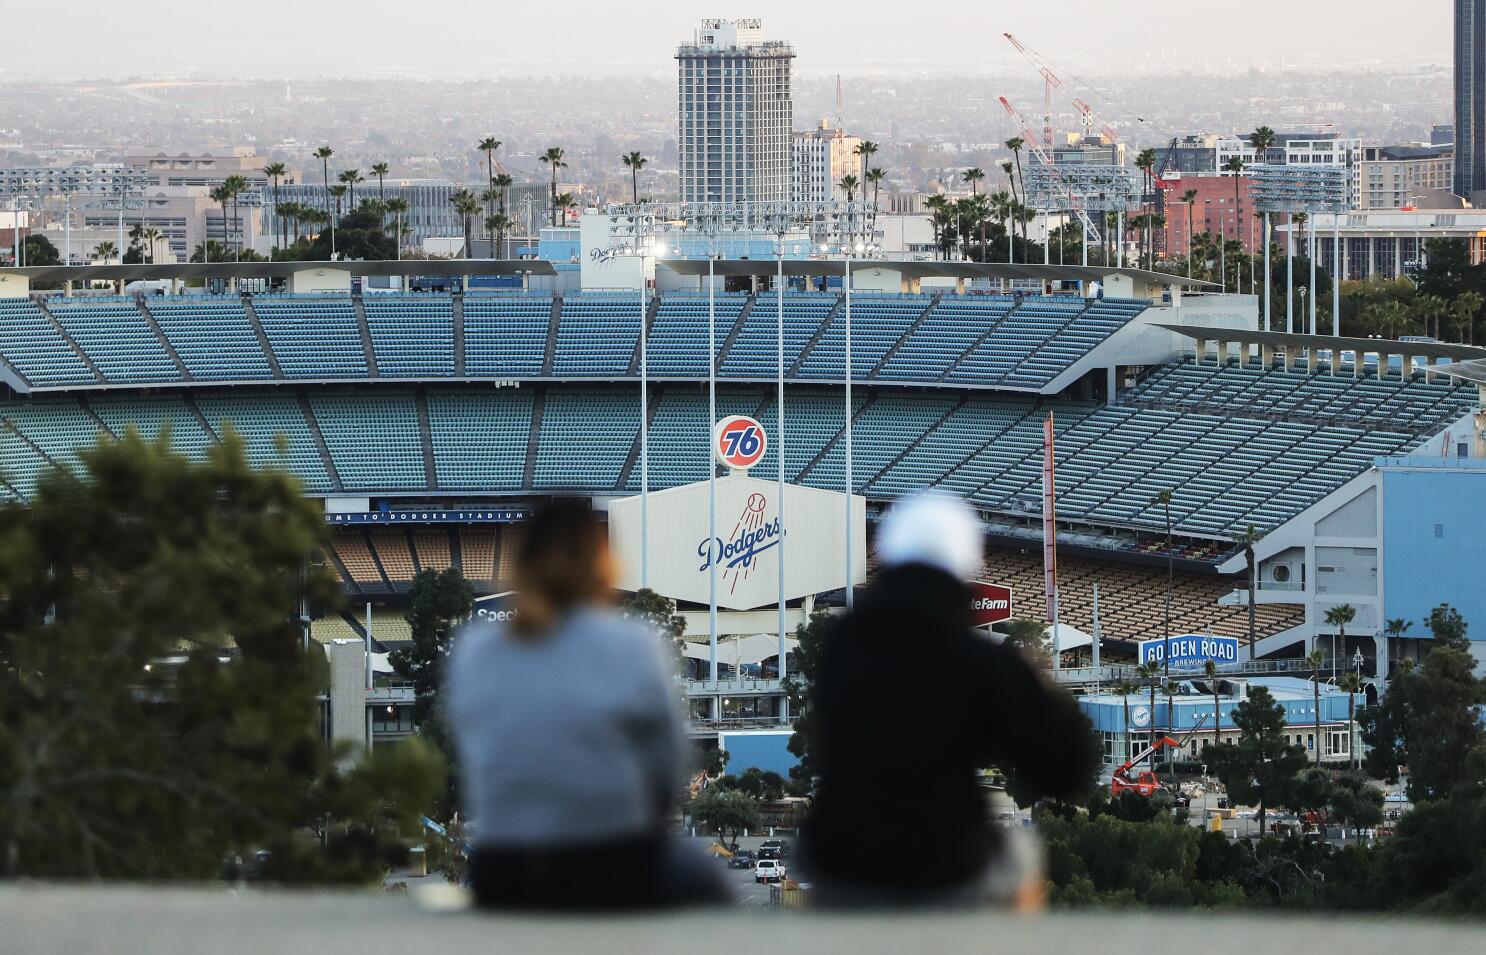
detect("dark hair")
[511,499,612,637]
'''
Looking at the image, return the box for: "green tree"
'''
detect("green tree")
[1003,618,1051,667]
[296,205,393,262]
[716,767,787,802]
[783,608,834,784]
[838,173,860,202]
[20,234,61,267]
[1358,605,1486,800]
[1202,686,1307,831]
[1337,671,1365,771]
[0,430,440,880]
[619,588,688,659]
[222,174,249,261]
[389,568,475,724]
[689,788,761,847]
[385,197,409,257]
[369,161,390,204]
[621,151,648,204]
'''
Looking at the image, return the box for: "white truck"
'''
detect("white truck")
[754,858,786,884]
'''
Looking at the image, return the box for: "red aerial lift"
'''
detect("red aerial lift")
[1110,714,1210,797]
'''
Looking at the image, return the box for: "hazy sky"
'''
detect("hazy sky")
[2,1,1453,79]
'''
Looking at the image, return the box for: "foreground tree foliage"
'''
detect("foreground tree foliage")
[0,431,442,880]
[1202,686,1308,831]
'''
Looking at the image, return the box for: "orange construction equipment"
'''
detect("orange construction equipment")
[1110,713,1209,797]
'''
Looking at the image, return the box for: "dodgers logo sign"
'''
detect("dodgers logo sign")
[698,492,782,594]
[714,416,767,471]
[1139,634,1241,669]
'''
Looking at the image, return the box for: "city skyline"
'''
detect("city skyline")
[0,1,1455,80]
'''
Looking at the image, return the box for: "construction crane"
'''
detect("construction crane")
[1110,713,1210,797]
[1003,33,1062,151]
[998,95,1100,244]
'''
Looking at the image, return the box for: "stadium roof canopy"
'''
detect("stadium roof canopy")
[659,258,1218,288]
[0,259,555,282]
[1157,324,1486,362]
[1431,358,1486,387]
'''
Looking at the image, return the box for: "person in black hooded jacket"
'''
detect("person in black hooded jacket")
[801,494,1099,904]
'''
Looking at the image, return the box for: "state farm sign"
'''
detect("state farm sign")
[969,582,1013,627]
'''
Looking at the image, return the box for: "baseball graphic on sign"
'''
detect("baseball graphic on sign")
[713,416,768,471]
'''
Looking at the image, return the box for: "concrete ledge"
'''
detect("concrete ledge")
[2,885,1484,954]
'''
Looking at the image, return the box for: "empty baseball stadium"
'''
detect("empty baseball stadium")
[1,283,1476,655]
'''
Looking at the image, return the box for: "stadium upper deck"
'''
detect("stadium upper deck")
[0,289,1476,562]
[0,291,1146,393]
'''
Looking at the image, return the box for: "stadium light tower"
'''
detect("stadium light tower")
[594,213,661,588]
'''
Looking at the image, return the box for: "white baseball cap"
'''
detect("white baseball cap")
[875,493,984,580]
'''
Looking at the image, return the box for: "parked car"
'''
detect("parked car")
[754,859,786,884]
[758,839,791,859]
[728,849,755,869]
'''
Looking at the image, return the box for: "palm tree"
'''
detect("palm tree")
[539,147,567,226]
[141,227,162,264]
[854,139,879,192]
[314,145,335,218]
[1413,293,1447,340]
[93,240,117,264]
[1249,126,1277,162]
[1149,488,1175,685]
[370,162,390,203]
[209,185,231,257]
[1304,647,1326,764]
[1452,290,1483,344]
[480,187,501,244]
[262,161,287,252]
[1324,604,1355,685]
[962,166,985,196]
[338,169,364,211]
[1222,156,1246,253]
[1137,661,1162,746]
[1005,138,1027,247]
[1337,671,1364,770]
[622,151,648,204]
[553,192,577,225]
[924,194,950,260]
[1135,148,1157,267]
[222,174,248,261]
[190,240,227,264]
[865,166,886,234]
[1232,524,1264,660]
[385,197,409,258]
[1204,659,1222,748]
[487,212,513,259]
[1115,679,1137,767]
[1176,189,1200,276]
[328,184,348,220]
[478,136,502,186]
[1384,617,1411,641]
[838,174,860,202]
[493,172,513,217]
[451,188,479,256]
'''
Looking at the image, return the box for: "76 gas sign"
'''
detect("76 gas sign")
[714,416,768,471]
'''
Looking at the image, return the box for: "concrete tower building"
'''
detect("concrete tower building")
[1456,0,1486,201]
[792,119,862,202]
[676,19,795,204]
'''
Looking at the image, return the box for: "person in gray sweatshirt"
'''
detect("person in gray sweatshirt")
[446,499,721,909]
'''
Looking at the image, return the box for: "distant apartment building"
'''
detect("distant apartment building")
[1456,0,1486,200]
[1052,134,1125,167]
[1214,129,1363,207]
[1160,173,1260,258]
[792,119,861,202]
[1292,210,1486,281]
[676,19,795,204]
[122,148,299,189]
[1357,144,1456,210]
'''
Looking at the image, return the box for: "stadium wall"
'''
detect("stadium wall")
[1381,459,1486,675]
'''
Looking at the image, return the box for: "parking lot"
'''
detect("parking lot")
[679,834,796,908]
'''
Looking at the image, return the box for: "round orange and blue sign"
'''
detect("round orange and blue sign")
[713,415,768,471]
